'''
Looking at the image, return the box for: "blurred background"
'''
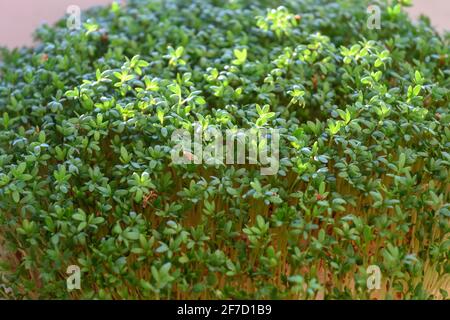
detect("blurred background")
[0,0,448,48]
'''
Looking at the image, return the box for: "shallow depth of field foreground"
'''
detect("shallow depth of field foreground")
[0,0,449,299]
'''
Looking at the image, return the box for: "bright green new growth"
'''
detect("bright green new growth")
[0,0,449,299]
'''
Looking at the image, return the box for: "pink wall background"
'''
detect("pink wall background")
[406,0,450,33]
[0,0,448,48]
[0,0,114,48]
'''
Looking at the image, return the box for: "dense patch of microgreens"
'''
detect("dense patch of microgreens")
[0,0,449,299]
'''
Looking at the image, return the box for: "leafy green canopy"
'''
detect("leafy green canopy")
[0,0,449,299]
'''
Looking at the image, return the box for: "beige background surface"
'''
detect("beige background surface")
[0,0,448,48]
[406,0,450,33]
